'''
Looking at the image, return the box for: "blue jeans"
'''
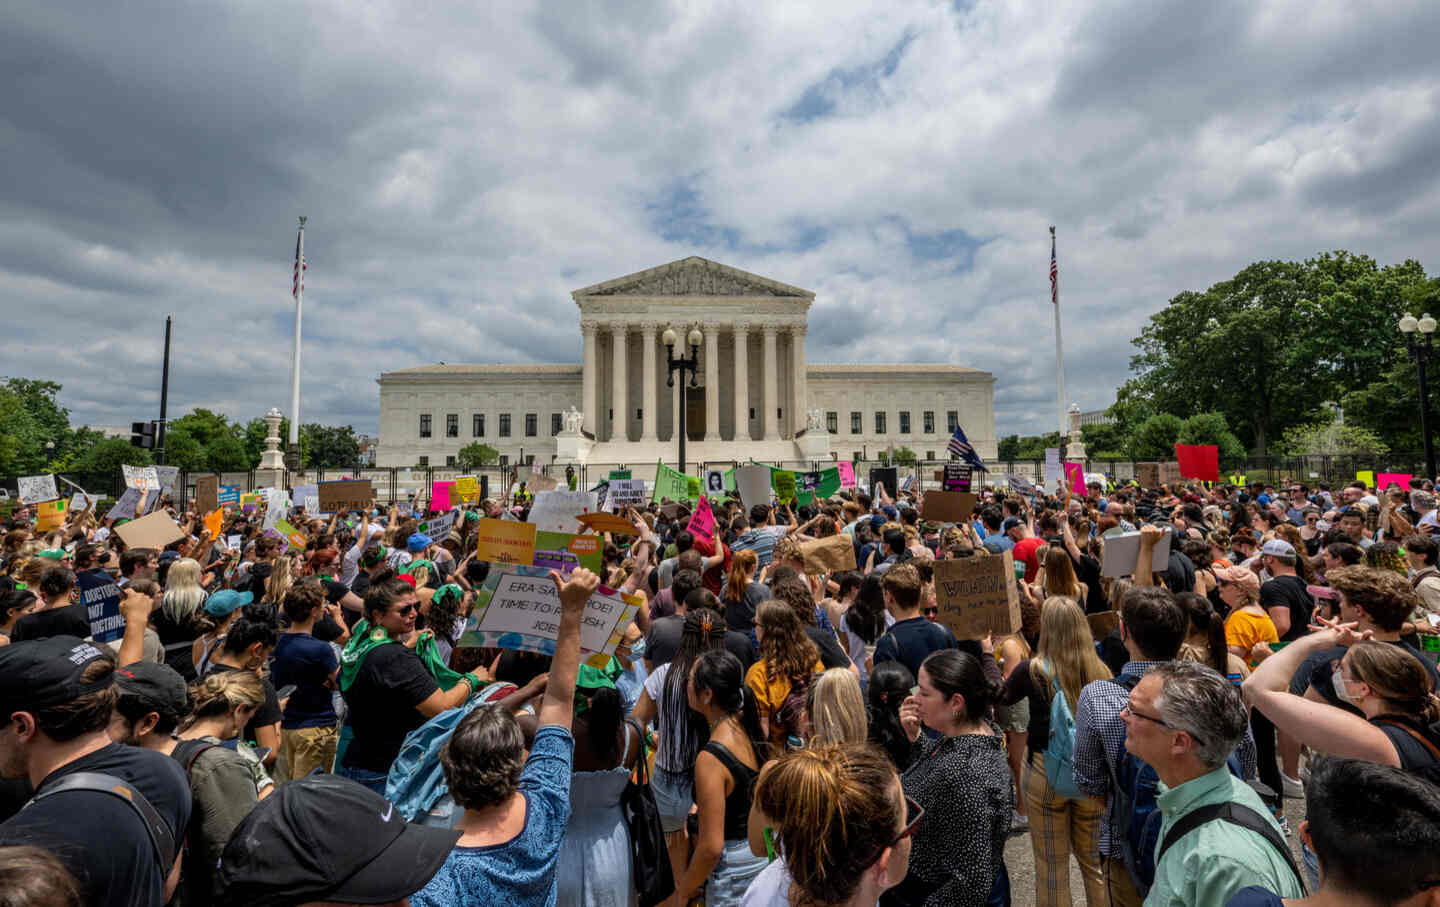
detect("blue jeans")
[987,864,1011,907]
[338,763,389,796]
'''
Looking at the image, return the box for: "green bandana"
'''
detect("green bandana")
[338,618,471,693]
[574,656,622,715]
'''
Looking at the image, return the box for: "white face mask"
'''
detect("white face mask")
[1332,665,1357,705]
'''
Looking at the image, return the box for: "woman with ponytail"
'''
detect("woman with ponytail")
[669,648,769,905]
[179,670,274,797]
[1176,592,1249,679]
[723,549,767,638]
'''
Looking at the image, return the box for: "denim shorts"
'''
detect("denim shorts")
[652,766,694,834]
[706,839,768,906]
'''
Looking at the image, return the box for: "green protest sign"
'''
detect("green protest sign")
[608,469,631,481]
[772,469,797,504]
[651,460,700,502]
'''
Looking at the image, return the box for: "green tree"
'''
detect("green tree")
[0,386,44,475]
[301,424,361,467]
[1128,413,1184,460]
[457,442,500,470]
[167,408,239,449]
[996,435,1020,461]
[1015,432,1063,461]
[892,446,917,465]
[1080,423,1128,459]
[1177,412,1247,460]
[1275,420,1390,458]
[242,416,306,468]
[206,436,252,471]
[161,427,208,471]
[72,437,152,474]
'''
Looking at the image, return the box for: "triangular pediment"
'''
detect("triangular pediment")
[572,257,813,299]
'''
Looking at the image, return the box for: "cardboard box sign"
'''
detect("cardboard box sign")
[799,534,857,574]
[318,480,374,514]
[735,466,772,510]
[1137,463,1160,489]
[114,512,187,551]
[1159,462,1182,486]
[869,467,898,497]
[527,474,560,493]
[195,475,219,514]
[921,491,977,524]
[1087,611,1121,639]
[932,551,1021,641]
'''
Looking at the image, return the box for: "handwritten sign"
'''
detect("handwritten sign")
[430,481,454,512]
[114,512,186,551]
[69,492,102,512]
[418,511,457,542]
[607,479,647,511]
[932,551,1021,641]
[943,463,972,492]
[195,475,219,514]
[526,490,598,535]
[77,569,124,643]
[122,465,160,491]
[474,518,538,565]
[105,487,145,521]
[455,476,479,502]
[36,499,67,531]
[153,466,179,493]
[292,484,320,513]
[1043,449,1062,491]
[837,461,857,489]
[1137,463,1161,489]
[921,491,977,524]
[798,534,857,574]
[687,496,717,545]
[17,474,58,505]
[772,470,797,505]
[461,565,638,656]
[319,480,374,514]
[869,467,898,497]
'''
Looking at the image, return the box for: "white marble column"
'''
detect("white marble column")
[640,322,658,441]
[762,324,779,441]
[703,322,720,442]
[581,322,598,436]
[732,323,750,442]
[791,324,807,436]
[610,324,628,442]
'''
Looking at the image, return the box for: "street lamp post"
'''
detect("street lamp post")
[663,326,703,474]
[1399,312,1438,482]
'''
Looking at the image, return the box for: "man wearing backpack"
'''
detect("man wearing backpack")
[1121,661,1304,906]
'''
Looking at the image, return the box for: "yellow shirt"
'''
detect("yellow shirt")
[745,658,824,747]
[1225,608,1279,664]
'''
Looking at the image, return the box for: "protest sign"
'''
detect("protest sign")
[455,476,479,502]
[704,469,727,496]
[943,463,972,492]
[798,534,857,574]
[36,500,67,531]
[475,518,537,564]
[313,480,372,514]
[69,492,101,512]
[1174,444,1220,482]
[418,511,457,541]
[652,460,699,502]
[1063,462,1085,495]
[17,474,58,504]
[292,484,320,513]
[772,470,797,505]
[794,467,841,506]
[528,474,560,493]
[1158,462,1183,485]
[526,490,598,535]
[76,568,124,643]
[837,461,857,489]
[869,467,898,497]
[1087,611,1121,639]
[204,508,224,539]
[195,475,219,514]
[659,502,690,521]
[105,487,144,521]
[1100,530,1173,578]
[268,519,307,552]
[115,512,186,551]
[1355,470,1376,489]
[153,466,179,493]
[607,479,647,511]
[1043,449,1062,491]
[534,531,603,574]
[735,465,772,509]
[1377,472,1412,491]
[460,565,639,656]
[430,481,454,512]
[608,469,632,481]
[576,512,640,535]
[932,551,1021,641]
[1007,475,1036,497]
[921,491,977,524]
[122,465,160,491]
[217,484,240,505]
[1137,463,1161,488]
[687,496,717,545]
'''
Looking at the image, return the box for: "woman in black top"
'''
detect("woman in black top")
[671,648,769,906]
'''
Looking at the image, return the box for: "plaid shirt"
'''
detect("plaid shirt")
[1073,660,1257,859]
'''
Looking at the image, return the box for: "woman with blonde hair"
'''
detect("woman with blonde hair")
[261,555,294,608]
[1036,544,1086,604]
[999,596,1111,907]
[153,557,209,679]
[746,600,823,748]
[179,670,274,797]
[805,667,869,747]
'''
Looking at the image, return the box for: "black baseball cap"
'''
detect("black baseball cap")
[113,662,189,719]
[0,636,112,715]
[215,772,459,906]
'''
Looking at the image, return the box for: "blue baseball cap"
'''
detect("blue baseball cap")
[407,532,432,553]
[204,589,253,618]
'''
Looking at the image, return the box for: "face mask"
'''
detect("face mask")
[1332,665,1356,705]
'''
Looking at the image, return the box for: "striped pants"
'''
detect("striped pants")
[1023,753,1106,907]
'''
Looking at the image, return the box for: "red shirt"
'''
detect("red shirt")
[1012,536,1045,583]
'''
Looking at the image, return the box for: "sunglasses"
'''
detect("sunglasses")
[1122,701,1206,745]
[922,607,939,617]
[393,603,418,616]
[887,795,925,847]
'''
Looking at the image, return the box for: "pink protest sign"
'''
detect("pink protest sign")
[431,481,454,513]
[1377,473,1413,491]
[837,461,857,488]
[687,496,717,544]
[1063,462,1085,495]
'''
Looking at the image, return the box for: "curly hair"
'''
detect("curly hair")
[757,600,820,686]
[1328,566,1418,632]
[441,705,525,810]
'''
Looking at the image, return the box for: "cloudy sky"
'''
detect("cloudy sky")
[4,0,1438,440]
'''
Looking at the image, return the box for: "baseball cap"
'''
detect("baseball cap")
[1213,566,1261,598]
[114,662,189,719]
[1001,517,1023,534]
[214,772,459,907]
[205,588,253,618]
[0,636,112,714]
[407,532,432,553]
[1260,539,1296,559]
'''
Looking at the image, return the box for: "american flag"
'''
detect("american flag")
[1049,227,1058,306]
[292,226,306,300]
[947,425,988,472]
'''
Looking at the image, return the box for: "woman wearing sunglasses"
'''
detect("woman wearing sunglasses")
[742,743,914,907]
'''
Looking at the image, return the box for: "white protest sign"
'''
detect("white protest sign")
[17,474,59,504]
[105,487,144,521]
[292,484,320,513]
[261,488,290,531]
[419,511,457,541]
[1043,449,1062,492]
[704,469,727,496]
[526,490,598,534]
[606,480,647,512]
[68,492,102,511]
[152,465,180,493]
[1100,530,1173,578]
[735,465,772,510]
[475,569,631,653]
[122,465,161,490]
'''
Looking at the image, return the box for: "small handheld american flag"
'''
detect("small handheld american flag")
[947,426,988,472]
[292,219,306,300]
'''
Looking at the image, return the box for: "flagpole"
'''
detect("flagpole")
[288,216,305,466]
[1051,225,1067,436]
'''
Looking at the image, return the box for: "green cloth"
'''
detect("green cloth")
[339,618,470,693]
[1148,767,1305,907]
[574,657,622,715]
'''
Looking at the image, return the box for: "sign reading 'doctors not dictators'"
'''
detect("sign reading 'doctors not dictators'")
[460,565,640,657]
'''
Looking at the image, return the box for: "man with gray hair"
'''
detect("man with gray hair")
[1120,661,1305,907]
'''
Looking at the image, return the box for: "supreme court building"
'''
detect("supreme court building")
[377,257,996,469]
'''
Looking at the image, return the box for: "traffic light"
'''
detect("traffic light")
[131,421,155,449]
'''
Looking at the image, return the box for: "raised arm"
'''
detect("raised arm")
[538,567,600,729]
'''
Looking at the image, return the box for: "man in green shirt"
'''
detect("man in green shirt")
[1120,661,1305,907]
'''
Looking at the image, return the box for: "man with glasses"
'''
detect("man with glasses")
[1120,661,1304,907]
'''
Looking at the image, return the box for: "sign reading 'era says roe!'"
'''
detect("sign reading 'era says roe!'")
[932,551,1021,641]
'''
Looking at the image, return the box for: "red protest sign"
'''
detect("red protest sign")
[1174,444,1219,482]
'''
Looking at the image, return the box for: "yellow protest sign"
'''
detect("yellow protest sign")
[474,518,538,565]
[455,476,479,502]
[37,500,67,532]
[1356,470,1375,489]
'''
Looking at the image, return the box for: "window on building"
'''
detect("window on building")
[446,455,456,466]
[417,455,429,467]
[419,414,431,438]
[777,408,783,421]
[853,451,862,462]
[525,413,537,437]
[826,411,838,434]
[499,414,511,437]
[551,413,562,436]
[947,410,959,433]
[850,411,862,434]
[472,414,485,437]
[899,411,911,434]
[636,408,643,421]
[923,411,935,434]
[926,451,935,460]
[875,411,887,434]
[446,414,458,437]
[749,407,755,420]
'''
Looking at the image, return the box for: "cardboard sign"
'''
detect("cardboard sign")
[607,479,647,511]
[772,470,797,505]
[1087,611,1121,639]
[735,465,773,510]
[659,502,690,522]
[114,512,186,551]
[76,569,124,643]
[106,487,145,521]
[122,465,160,490]
[837,461,857,488]
[932,551,1022,641]
[687,496,717,544]
[704,469,727,496]
[475,518,538,565]
[17,474,58,505]
[195,475,219,514]
[527,474,560,493]
[1100,530,1173,578]
[36,499,67,531]
[460,565,639,656]
[576,512,640,535]
[1377,472,1413,491]
[318,480,374,514]
[1137,463,1161,488]
[527,490,598,535]
[799,534,857,574]
[921,491,977,524]
[943,463,972,492]
[291,484,320,513]
[1158,462,1182,486]
[869,467,898,497]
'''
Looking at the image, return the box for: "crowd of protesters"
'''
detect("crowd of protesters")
[0,468,1438,906]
